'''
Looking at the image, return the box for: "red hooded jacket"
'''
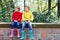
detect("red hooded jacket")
[12,11,22,21]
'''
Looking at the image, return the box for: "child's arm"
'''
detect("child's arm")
[30,12,34,21]
[22,12,25,21]
[11,12,15,21]
[11,12,13,21]
[18,12,22,21]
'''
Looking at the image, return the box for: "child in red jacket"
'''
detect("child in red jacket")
[9,6,22,37]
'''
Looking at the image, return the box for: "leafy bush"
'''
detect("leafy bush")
[33,11,58,23]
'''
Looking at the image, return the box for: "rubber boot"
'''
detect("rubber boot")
[20,30,25,39]
[29,30,34,39]
[17,29,20,37]
[9,29,14,37]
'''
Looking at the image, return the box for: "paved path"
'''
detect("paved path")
[0,28,60,40]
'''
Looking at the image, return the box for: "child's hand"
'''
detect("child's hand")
[25,21,28,24]
[25,20,30,24]
[28,20,30,22]
[14,20,18,22]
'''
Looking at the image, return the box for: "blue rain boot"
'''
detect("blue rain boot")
[20,30,25,39]
[29,30,34,39]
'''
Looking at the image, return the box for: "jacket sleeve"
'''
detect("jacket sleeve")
[30,12,34,21]
[22,12,25,21]
[18,12,22,21]
[11,12,14,21]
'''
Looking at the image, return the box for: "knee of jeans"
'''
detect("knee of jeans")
[28,22,32,30]
[17,22,20,26]
[11,22,15,29]
[22,22,26,30]
[11,22,14,25]
[29,22,32,26]
[17,24,20,29]
[17,24,20,26]
[22,22,26,26]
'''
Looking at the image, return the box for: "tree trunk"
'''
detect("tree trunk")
[57,0,60,18]
[23,0,25,11]
[38,0,40,13]
[48,0,51,14]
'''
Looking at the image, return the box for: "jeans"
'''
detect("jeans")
[11,21,20,29]
[22,21,32,31]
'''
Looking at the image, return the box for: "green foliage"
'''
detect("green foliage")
[0,0,14,22]
[33,11,58,23]
[0,0,58,22]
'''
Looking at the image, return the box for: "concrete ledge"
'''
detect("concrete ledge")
[0,22,60,28]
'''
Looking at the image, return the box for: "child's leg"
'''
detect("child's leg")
[28,22,33,39]
[28,22,32,30]
[16,22,20,37]
[20,22,26,39]
[10,21,15,37]
[17,22,20,29]
[11,21,15,29]
[22,22,26,30]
